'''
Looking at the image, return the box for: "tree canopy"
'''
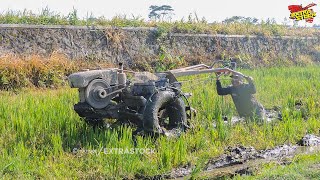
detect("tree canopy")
[148,5,174,21]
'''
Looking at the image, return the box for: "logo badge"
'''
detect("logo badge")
[288,3,317,23]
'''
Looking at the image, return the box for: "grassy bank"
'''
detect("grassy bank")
[1,9,320,37]
[0,66,319,178]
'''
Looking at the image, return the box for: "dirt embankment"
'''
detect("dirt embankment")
[0,25,320,71]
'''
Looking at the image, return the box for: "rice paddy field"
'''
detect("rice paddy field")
[0,65,320,179]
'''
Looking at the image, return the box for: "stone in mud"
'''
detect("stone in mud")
[300,134,320,146]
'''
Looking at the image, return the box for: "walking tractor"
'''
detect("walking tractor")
[68,62,244,135]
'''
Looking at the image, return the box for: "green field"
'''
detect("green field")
[0,66,319,179]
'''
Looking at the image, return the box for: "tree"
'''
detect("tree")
[148,5,160,21]
[148,5,174,21]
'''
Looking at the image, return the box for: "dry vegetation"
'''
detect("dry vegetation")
[0,51,317,90]
[0,53,113,90]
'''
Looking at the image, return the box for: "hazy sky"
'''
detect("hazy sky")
[0,0,319,25]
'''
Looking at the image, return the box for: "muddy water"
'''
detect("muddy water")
[212,109,280,128]
[166,134,320,179]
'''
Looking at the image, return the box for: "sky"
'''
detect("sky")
[0,0,319,25]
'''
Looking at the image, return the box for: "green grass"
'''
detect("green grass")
[235,153,320,179]
[0,66,319,178]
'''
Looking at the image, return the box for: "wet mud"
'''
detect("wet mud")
[142,134,320,179]
[212,109,281,128]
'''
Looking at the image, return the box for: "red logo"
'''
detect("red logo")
[288,3,317,23]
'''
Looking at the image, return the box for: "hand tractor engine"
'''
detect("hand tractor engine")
[68,63,191,134]
[68,62,242,135]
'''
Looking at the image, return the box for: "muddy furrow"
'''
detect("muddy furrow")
[141,134,320,179]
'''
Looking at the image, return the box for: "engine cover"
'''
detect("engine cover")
[68,69,118,88]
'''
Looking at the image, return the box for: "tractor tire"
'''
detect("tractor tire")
[143,91,187,134]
